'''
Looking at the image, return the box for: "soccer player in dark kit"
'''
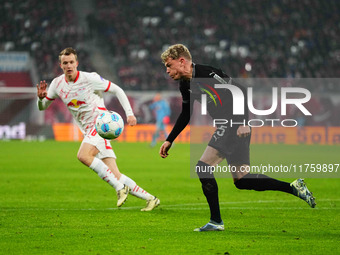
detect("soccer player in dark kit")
[159,44,316,232]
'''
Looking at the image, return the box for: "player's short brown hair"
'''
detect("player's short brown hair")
[161,44,192,63]
[59,47,78,63]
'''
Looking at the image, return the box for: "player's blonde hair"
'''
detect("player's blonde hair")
[161,44,192,63]
[59,47,78,63]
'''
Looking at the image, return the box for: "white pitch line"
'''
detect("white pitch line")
[0,199,339,211]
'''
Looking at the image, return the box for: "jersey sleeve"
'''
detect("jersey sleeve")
[87,72,111,91]
[89,72,134,117]
[166,81,192,143]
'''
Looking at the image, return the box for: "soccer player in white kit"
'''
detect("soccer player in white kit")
[36,47,160,211]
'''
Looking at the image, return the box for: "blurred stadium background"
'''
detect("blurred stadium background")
[1,0,340,143]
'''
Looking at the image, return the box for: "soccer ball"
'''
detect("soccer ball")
[95,111,124,139]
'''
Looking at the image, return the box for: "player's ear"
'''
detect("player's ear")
[76,61,79,68]
[179,57,185,65]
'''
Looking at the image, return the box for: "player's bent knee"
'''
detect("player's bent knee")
[77,151,91,166]
[196,160,215,179]
[77,151,83,161]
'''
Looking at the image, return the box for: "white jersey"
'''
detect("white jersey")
[38,71,133,134]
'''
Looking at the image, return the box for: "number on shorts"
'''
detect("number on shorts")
[91,128,97,136]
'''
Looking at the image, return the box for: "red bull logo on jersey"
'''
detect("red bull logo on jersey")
[67,99,86,108]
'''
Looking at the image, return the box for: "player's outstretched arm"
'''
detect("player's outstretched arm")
[106,83,134,117]
[159,141,172,158]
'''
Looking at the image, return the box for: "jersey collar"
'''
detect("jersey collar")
[65,71,80,83]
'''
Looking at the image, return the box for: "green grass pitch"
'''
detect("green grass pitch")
[0,141,339,254]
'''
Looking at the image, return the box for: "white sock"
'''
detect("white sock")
[89,158,124,191]
[119,174,153,200]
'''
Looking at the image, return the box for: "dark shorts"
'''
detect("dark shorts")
[208,125,251,165]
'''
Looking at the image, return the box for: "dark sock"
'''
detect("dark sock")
[196,161,222,223]
[234,173,294,194]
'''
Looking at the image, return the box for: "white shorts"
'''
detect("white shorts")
[82,128,116,159]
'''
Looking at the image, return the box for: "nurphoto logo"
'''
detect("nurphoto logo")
[200,82,312,128]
